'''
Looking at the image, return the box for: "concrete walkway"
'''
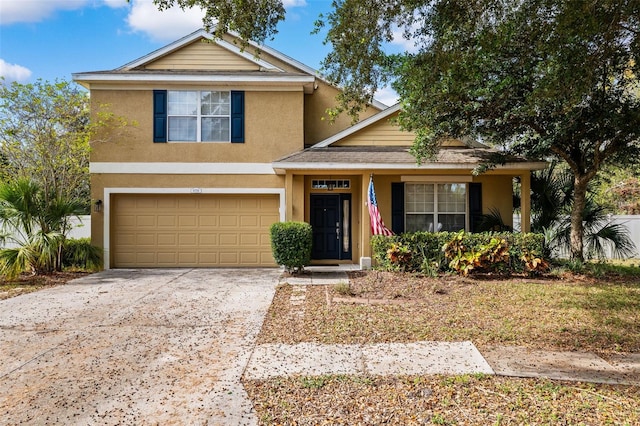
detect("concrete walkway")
[265,268,640,386]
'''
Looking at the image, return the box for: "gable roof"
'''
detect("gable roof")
[312,104,402,148]
[72,29,388,110]
[118,29,284,72]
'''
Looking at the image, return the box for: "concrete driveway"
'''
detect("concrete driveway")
[0,268,279,425]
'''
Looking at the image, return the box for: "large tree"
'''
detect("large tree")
[320,0,640,261]
[143,1,640,261]
[0,79,91,211]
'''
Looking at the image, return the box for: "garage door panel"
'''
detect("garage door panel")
[178,198,198,209]
[136,198,157,209]
[157,252,178,265]
[157,216,176,227]
[198,252,218,263]
[136,252,157,264]
[136,233,156,245]
[219,234,238,246]
[157,234,177,246]
[240,252,259,264]
[198,215,218,227]
[178,233,198,245]
[178,215,197,227]
[219,252,239,264]
[198,234,218,246]
[219,216,238,227]
[112,194,278,267]
[136,215,157,227]
[240,234,259,245]
[240,216,258,227]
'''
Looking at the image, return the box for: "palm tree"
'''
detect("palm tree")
[0,179,84,278]
[529,163,636,261]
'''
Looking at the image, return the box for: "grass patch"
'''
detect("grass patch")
[244,374,639,425]
[262,271,640,355]
[0,271,89,300]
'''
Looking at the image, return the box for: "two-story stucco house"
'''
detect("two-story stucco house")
[73,29,546,270]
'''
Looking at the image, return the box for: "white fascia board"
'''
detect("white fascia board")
[101,186,286,270]
[117,29,283,72]
[90,162,276,175]
[271,161,549,171]
[311,104,402,148]
[72,73,315,85]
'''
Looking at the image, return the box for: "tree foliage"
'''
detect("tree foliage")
[0,79,91,211]
[0,179,85,278]
[529,163,636,260]
[150,0,285,45]
[317,0,640,261]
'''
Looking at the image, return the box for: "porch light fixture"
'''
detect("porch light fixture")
[94,199,103,212]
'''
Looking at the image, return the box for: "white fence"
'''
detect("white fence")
[514,214,640,259]
[0,215,91,248]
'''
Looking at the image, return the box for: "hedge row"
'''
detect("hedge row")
[371,231,546,275]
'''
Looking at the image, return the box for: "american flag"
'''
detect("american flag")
[367,175,394,236]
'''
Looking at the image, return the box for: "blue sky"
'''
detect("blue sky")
[0,0,401,104]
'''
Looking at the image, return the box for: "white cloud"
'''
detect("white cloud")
[101,0,128,9]
[0,0,90,25]
[374,85,399,107]
[283,0,307,7]
[126,0,204,42]
[390,26,420,54]
[0,59,32,82]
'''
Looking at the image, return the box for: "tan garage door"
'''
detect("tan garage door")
[111,194,279,267]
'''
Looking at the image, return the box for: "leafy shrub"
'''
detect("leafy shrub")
[372,231,545,275]
[270,221,312,273]
[62,238,102,271]
[443,230,510,275]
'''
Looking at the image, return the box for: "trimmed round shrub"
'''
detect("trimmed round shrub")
[270,221,312,273]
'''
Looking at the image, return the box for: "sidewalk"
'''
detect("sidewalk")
[260,268,640,386]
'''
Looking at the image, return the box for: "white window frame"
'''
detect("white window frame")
[405,183,468,232]
[167,90,231,143]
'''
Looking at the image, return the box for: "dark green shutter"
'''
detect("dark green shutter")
[469,182,482,232]
[391,182,405,234]
[153,90,167,143]
[230,91,244,143]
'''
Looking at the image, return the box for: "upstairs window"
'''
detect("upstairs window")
[168,91,230,142]
[153,90,244,143]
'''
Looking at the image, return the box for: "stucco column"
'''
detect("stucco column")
[520,172,531,233]
[285,172,293,221]
[360,173,371,261]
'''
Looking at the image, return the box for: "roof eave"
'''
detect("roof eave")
[72,72,316,91]
[271,161,548,172]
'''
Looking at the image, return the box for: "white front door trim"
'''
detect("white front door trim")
[103,187,285,269]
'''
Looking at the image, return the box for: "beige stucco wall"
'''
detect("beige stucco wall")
[303,81,381,146]
[475,174,515,228]
[91,89,304,163]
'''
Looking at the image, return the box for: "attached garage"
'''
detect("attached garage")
[110,193,280,268]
